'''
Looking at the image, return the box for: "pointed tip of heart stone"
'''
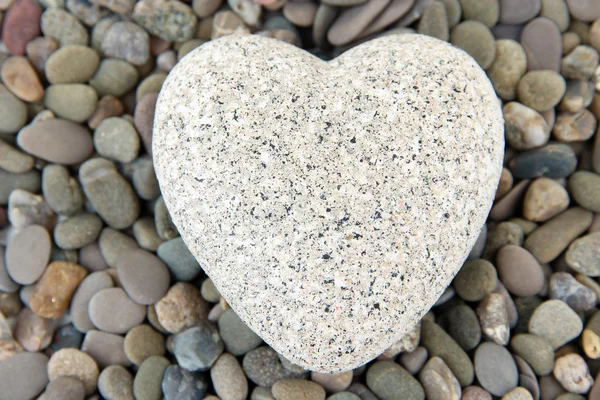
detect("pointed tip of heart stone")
[153,33,504,373]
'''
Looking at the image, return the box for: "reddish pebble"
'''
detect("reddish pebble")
[1,56,44,102]
[2,0,42,55]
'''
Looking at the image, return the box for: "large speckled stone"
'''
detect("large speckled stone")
[153,34,504,373]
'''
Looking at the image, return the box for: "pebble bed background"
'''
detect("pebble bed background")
[0,0,599,399]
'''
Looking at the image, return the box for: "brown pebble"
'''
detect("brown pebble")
[155,282,210,333]
[124,324,166,365]
[496,245,545,296]
[2,0,42,55]
[25,37,59,74]
[553,110,597,142]
[1,56,44,102]
[87,95,125,130]
[47,348,99,395]
[14,307,53,352]
[29,261,88,319]
[523,177,570,222]
[462,386,492,400]
[520,17,563,72]
[490,180,531,221]
[134,92,158,155]
[88,287,146,334]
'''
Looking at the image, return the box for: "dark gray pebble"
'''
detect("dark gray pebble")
[172,321,224,371]
[509,143,577,179]
[162,365,208,400]
[157,237,202,282]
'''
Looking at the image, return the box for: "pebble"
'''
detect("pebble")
[312,371,353,393]
[563,31,581,54]
[453,259,498,301]
[502,387,534,400]
[459,0,498,27]
[133,0,197,42]
[156,237,201,281]
[102,22,150,67]
[1,56,45,102]
[122,159,160,202]
[172,321,223,371]
[523,177,570,222]
[134,92,158,155]
[566,232,600,276]
[462,386,492,400]
[53,213,103,250]
[40,8,89,46]
[549,272,597,313]
[365,361,424,400]
[592,19,600,50]
[14,307,53,351]
[132,217,164,251]
[418,356,461,400]
[79,158,140,229]
[477,292,510,345]
[43,83,98,123]
[518,70,567,112]
[97,228,138,269]
[42,165,85,216]
[29,261,87,319]
[47,348,99,394]
[0,247,19,293]
[521,17,563,72]
[97,365,134,400]
[155,196,179,240]
[444,304,481,350]
[93,117,140,164]
[155,282,210,333]
[417,1,449,41]
[117,248,170,305]
[45,45,99,84]
[569,171,600,212]
[88,95,124,129]
[399,346,428,375]
[0,84,27,134]
[584,310,600,358]
[136,72,167,101]
[243,346,306,387]
[2,0,42,55]
[0,352,49,400]
[450,21,496,69]
[70,271,113,332]
[211,353,249,400]
[124,324,165,366]
[0,139,33,174]
[488,41,527,101]
[327,0,391,46]
[162,365,208,400]
[513,356,540,400]
[211,10,250,39]
[379,322,421,357]
[554,353,594,393]
[217,308,262,356]
[500,0,541,24]
[89,58,139,97]
[420,320,474,386]
[43,376,86,400]
[88,287,146,334]
[503,102,550,150]
[509,143,577,179]
[562,45,600,79]
[26,36,59,74]
[560,80,595,113]
[554,110,597,142]
[359,0,415,37]
[283,2,317,27]
[5,224,51,284]
[229,0,261,26]
[133,356,170,400]
[157,50,177,71]
[17,119,93,165]
[496,245,545,296]
[7,189,55,230]
[510,333,555,376]
[474,342,518,397]
[540,0,570,32]
[193,0,222,17]
[528,299,583,348]
[566,0,600,21]
[81,330,130,367]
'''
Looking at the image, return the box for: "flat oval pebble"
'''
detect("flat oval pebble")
[98,228,138,268]
[17,119,93,165]
[509,143,577,179]
[101,21,150,66]
[88,95,124,129]
[568,171,600,212]
[359,0,415,37]
[2,0,42,55]
[42,165,85,216]
[43,84,98,123]
[15,307,53,351]
[459,0,499,27]
[566,232,600,276]
[70,271,113,332]
[488,41,528,101]
[417,1,449,41]
[450,21,496,69]
[47,348,99,394]
[565,0,600,21]
[243,346,306,387]
[474,342,518,397]
[0,352,48,400]
[560,80,595,113]
[43,376,86,400]
[445,304,481,350]
[0,139,35,174]
[0,84,27,134]
[453,259,498,301]
[89,59,139,97]
[53,213,103,250]
[365,361,424,400]
[327,0,391,46]
[518,70,566,112]
[521,17,563,72]
[134,92,158,155]
[553,110,597,142]
[98,364,135,400]
[116,248,170,305]
[79,158,140,229]
[45,45,100,84]
[510,333,555,376]
[81,330,130,367]
[540,0,570,31]
[528,299,583,349]
[0,247,19,293]
[5,224,51,284]
[500,0,541,24]
[503,102,550,150]
[124,324,165,365]
[283,2,317,27]
[41,8,89,46]
[155,282,209,333]
[1,56,45,102]
[193,0,222,17]
[550,272,597,313]
[133,0,197,42]
[133,356,171,400]
[157,237,202,281]
[525,207,593,263]
[496,245,544,296]
[133,217,164,251]
[88,287,146,334]
[523,177,569,222]
[162,365,208,400]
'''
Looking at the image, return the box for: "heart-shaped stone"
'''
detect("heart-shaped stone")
[153,34,503,372]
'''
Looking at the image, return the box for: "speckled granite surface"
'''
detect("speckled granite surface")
[153,33,504,372]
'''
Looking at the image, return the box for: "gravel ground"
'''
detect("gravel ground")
[1,0,600,399]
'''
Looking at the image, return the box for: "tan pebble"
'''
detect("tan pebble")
[48,348,99,395]
[25,37,59,74]
[553,110,597,142]
[553,353,594,394]
[29,261,88,319]
[311,370,352,392]
[462,386,492,400]
[155,282,210,333]
[1,56,44,102]
[563,32,581,55]
[87,95,124,130]
[476,292,510,345]
[211,10,249,40]
[503,102,551,150]
[14,307,52,352]
[501,386,533,400]
[523,177,570,222]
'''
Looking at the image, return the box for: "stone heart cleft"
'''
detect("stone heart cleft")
[153,33,504,372]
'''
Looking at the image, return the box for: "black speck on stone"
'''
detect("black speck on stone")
[162,365,208,400]
[509,143,577,179]
[172,321,224,371]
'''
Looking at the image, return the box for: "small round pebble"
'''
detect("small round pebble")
[124,324,165,366]
[549,272,597,313]
[445,304,482,351]
[568,171,600,212]
[518,70,567,112]
[43,376,86,400]
[116,248,170,305]
[40,8,89,46]
[98,365,134,400]
[503,102,550,150]
[453,259,498,301]
[1,56,45,102]
[155,282,210,333]
[6,224,51,284]
[0,84,27,134]
[462,386,492,400]
[162,365,208,400]
[554,353,594,394]
[47,348,99,395]
[474,342,518,397]
[133,356,170,400]
[93,117,140,163]
[419,356,461,400]
[157,237,202,281]
[450,21,496,69]
[45,45,100,84]
[243,346,307,387]
[521,17,563,72]
[155,196,179,240]
[312,370,353,393]
[81,330,130,368]
[88,287,146,334]
[510,143,577,179]
[133,217,164,251]
[89,58,139,97]
[173,320,224,371]
[42,165,85,216]
[528,299,583,349]
[566,232,600,276]
[523,178,569,222]
[15,307,53,352]
[366,361,424,400]
[53,213,103,250]
[496,245,545,296]
[562,45,600,80]
[133,0,197,41]
[510,333,555,376]
[218,308,263,356]
[459,0,499,27]
[488,41,527,101]
[211,353,249,400]
[101,21,150,66]
[0,352,49,400]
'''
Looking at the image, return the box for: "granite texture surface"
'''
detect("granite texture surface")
[153,33,504,372]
